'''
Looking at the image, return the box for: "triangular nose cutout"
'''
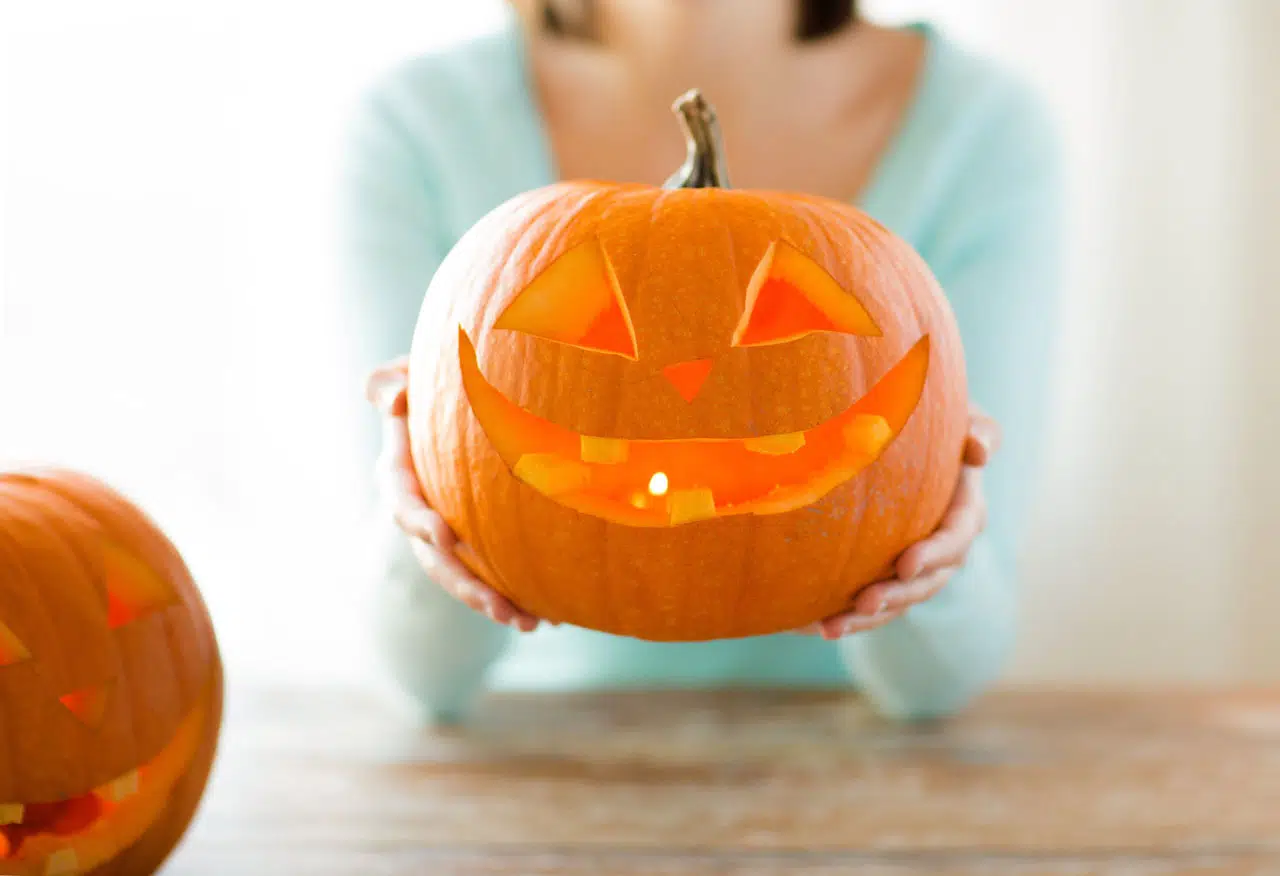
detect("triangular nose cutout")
[661,359,714,403]
[59,683,111,728]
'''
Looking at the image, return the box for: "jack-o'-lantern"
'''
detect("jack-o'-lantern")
[0,468,222,876]
[407,90,968,641]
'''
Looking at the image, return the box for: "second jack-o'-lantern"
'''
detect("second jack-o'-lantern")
[407,90,969,641]
[0,468,222,875]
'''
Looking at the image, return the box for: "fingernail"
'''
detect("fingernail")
[823,623,849,640]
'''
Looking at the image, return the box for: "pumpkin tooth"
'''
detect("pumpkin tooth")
[843,414,891,456]
[512,454,591,495]
[0,803,23,825]
[744,432,807,455]
[580,436,629,464]
[45,849,80,875]
[96,769,140,802]
[668,488,718,525]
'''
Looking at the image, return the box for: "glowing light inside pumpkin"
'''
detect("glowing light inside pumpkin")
[0,699,209,868]
[459,326,930,527]
[494,237,638,359]
[103,542,177,629]
[0,619,30,667]
[661,359,714,403]
[733,240,883,347]
[58,684,111,728]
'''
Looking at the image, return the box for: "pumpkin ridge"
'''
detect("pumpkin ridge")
[407,91,968,639]
[27,489,170,778]
[798,195,880,593]
[719,202,756,633]
[486,190,583,616]
[0,468,221,872]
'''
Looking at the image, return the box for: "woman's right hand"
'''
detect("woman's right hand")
[365,357,542,632]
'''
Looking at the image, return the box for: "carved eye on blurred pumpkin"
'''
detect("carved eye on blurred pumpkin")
[407,90,969,641]
[0,469,222,876]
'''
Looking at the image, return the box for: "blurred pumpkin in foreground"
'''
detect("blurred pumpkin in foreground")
[408,90,968,642]
[0,468,222,876]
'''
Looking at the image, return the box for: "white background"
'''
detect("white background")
[2,0,1277,686]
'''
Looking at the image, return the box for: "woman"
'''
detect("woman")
[344,0,1061,722]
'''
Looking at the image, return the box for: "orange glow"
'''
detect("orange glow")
[58,685,111,728]
[103,542,175,629]
[733,241,881,347]
[0,699,209,871]
[460,327,930,527]
[494,237,638,359]
[0,620,30,668]
[661,359,714,402]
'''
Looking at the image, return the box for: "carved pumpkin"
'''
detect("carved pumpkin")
[0,468,222,876]
[408,90,968,641]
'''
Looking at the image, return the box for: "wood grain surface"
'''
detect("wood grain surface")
[165,686,1280,875]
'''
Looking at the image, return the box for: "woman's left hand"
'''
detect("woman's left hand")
[796,407,1001,640]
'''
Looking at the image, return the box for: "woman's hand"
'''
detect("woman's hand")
[797,407,1001,640]
[366,357,542,633]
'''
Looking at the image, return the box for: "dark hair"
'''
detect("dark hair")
[542,1,858,43]
[797,0,858,41]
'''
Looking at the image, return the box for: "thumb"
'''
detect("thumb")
[365,357,411,415]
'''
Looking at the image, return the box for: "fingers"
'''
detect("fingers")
[790,581,900,638]
[802,565,958,640]
[964,407,1002,467]
[819,602,903,639]
[377,428,543,630]
[366,355,547,633]
[365,357,411,415]
[860,565,957,615]
[794,403,996,641]
[409,539,540,632]
[895,467,986,580]
[374,413,443,543]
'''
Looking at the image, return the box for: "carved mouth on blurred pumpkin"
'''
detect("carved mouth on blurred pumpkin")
[459,329,930,527]
[0,702,206,875]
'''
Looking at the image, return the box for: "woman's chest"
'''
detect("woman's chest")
[543,103,900,206]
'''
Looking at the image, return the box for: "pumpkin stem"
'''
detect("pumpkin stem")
[664,89,731,190]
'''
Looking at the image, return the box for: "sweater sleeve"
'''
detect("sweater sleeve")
[339,80,515,721]
[339,85,455,463]
[838,83,1065,719]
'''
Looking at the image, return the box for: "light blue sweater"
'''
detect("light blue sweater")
[341,18,1062,721]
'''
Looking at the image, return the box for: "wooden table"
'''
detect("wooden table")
[166,687,1280,875]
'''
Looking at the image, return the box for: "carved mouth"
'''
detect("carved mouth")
[459,329,930,527]
[0,702,207,875]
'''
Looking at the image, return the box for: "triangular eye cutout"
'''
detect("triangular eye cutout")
[0,618,31,668]
[103,541,176,629]
[732,241,881,348]
[494,238,638,359]
[59,683,112,728]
